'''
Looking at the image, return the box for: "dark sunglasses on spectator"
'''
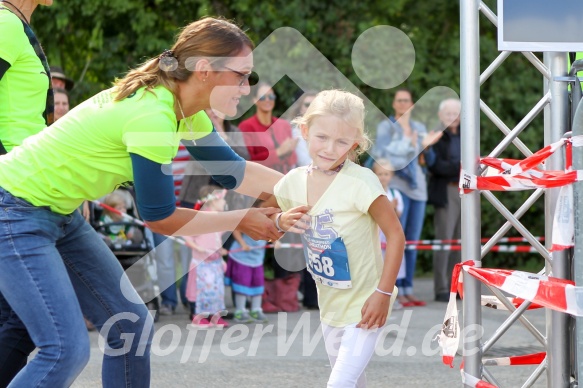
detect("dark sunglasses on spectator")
[259,94,276,101]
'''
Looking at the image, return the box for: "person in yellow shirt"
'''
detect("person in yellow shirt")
[268,90,405,386]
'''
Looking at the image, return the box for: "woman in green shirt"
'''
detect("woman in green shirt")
[0,0,53,386]
[0,16,289,386]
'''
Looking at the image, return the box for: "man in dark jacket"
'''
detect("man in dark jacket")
[427,99,462,302]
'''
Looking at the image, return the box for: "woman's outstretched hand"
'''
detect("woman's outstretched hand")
[237,207,282,242]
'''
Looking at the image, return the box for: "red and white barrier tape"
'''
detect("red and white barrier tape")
[406,237,544,245]
[439,260,579,369]
[461,370,497,388]
[480,295,543,311]
[458,352,546,388]
[459,136,581,251]
[461,169,580,192]
[404,245,539,252]
[483,352,546,366]
[460,136,583,193]
[466,266,578,314]
[551,184,574,251]
[92,205,543,254]
[436,259,467,367]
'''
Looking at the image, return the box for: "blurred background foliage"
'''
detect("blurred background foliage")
[33,0,547,273]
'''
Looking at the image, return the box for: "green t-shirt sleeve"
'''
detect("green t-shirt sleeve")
[0,11,25,65]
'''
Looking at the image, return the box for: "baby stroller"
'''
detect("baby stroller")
[91,188,161,321]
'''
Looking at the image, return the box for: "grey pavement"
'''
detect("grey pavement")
[73,278,548,387]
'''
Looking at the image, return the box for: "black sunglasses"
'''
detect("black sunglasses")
[222,66,252,86]
[259,93,276,101]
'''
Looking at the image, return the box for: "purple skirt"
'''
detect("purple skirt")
[224,259,264,296]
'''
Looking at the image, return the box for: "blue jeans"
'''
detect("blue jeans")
[0,187,153,387]
[395,193,426,295]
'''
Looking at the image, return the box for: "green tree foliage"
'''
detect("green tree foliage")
[33,0,547,271]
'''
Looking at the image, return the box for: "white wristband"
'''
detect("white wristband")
[275,213,285,233]
[375,287,392,296]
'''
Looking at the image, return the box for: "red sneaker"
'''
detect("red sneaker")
[405,296,426,307]
[191,316,212,329]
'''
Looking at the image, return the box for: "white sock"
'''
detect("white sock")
[235,294,247,311]
[250,295,262,312]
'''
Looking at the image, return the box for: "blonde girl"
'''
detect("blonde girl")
[265,90,406,387]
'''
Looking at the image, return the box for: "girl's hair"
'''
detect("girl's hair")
[293,89,371,159]
[372,158,395,173]
[113,17,254,102]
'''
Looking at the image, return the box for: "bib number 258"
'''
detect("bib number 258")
[307,250,335,277]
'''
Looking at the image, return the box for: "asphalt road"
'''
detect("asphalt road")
[72,278,548,387]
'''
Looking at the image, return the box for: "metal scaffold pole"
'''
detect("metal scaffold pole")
[460,1,577,386]
[460,0,482,384]
[544,52,571,388]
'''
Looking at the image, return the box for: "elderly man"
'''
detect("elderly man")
[427,99,462,302]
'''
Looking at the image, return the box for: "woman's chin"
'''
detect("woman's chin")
[213,104,237,118]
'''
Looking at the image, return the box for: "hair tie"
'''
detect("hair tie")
[159,49,178,72]
[159,49,175,59]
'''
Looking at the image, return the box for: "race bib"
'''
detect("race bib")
[301,210,352,289]
[304,237,352,289]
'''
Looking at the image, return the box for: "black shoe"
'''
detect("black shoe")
[435,293,450,302]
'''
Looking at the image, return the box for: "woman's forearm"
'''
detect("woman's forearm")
[235,161,283,200]
[147,208,247,236]
[147,206,283,242]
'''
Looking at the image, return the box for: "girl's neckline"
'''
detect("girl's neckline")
[306,160,346,176]
[305,160,349,209]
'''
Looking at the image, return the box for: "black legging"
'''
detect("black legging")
[0,293,35,388]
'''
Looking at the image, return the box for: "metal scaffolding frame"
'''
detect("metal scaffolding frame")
[460,1,573,387]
